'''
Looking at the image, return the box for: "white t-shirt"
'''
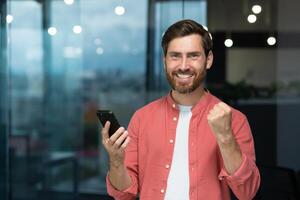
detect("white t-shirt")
[164,105,192,200]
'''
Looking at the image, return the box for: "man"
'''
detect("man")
[101,19,260,200]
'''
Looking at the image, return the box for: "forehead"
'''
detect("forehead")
[167,34,204,53]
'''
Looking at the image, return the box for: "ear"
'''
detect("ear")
[163,56,166,70]
[206,51,213,70]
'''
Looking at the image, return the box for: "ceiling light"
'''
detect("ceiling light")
[267,36,276,46]
[247,14,257,23]
[252,5,262,14]
[224,39,233,47]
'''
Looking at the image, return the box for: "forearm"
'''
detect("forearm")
[109,162,132,191]
[217,132,243,175]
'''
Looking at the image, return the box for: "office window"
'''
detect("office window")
[8,0,147,197]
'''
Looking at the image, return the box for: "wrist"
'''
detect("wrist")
[109,158,125,169]
[217,134,241,156]
[216,130,234,145]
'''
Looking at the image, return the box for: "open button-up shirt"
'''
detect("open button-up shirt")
[106,92,260,200]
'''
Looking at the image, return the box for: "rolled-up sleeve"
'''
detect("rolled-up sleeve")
[106,173,138,200]
[219,154,260,199]
[219,113,261,200]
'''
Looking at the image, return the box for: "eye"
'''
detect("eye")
[169,54,180,60]
[189,54,199,60]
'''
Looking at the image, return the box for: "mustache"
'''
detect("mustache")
[172,69,194,75]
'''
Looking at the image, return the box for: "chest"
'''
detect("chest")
[138,111,220,166]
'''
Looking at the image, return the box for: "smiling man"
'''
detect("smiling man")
[101,19,260,200]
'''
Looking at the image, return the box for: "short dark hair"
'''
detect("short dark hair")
[161,19,213,57]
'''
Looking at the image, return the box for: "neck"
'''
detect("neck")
[171,86,206,106]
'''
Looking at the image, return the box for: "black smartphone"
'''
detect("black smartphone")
[96,110,121,137]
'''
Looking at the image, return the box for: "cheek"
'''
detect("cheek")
[165,61,179,72]
[192,61,206,72]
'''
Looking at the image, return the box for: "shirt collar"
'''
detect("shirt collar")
[166,88,212,114]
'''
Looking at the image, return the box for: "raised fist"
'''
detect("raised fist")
[207,102,232,140]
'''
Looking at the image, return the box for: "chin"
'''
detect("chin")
[174,86,195,94]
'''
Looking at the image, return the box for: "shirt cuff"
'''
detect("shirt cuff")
[106,172,138,198]
[218,153,254,185]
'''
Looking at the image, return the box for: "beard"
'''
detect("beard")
[165,62,207,94]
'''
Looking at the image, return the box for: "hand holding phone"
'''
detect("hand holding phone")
[96,110,121,138]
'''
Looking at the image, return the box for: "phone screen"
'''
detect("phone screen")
[96,110,121,137]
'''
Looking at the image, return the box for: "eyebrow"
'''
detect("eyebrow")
[168,51,201,55]
[187,52,201,56]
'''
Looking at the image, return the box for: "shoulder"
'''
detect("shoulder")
[131,96,167,121]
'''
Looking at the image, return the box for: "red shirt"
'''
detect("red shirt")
[106,92,260,200]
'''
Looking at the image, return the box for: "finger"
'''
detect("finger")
[109,127,125,143]
[216,102,230,114]
[216,103,232,119]
[101,121,111,141]
[209,105,219,116]
[218,102,231,112]
[207,110,217,121]
[207,114,214,122]
[120,136,131,149]
[114,131,128,147]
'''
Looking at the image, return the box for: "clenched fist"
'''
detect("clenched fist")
[207,102,233,142]
[207,102,243,174]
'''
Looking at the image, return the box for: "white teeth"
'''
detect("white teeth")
[177,74,192,78]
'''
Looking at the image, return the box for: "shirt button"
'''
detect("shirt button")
[173,117,177,121]
[169,139,174,144]
[172,104,176,108]
[165,164,170,169]
[160,189,165,193]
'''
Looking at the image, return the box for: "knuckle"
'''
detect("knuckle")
[114,141,120,147]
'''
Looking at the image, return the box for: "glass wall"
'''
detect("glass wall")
[5,0,207,199]
[0,0,8,199]
[153,0,207,92]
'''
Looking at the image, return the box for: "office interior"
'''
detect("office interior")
[0,0,299,199]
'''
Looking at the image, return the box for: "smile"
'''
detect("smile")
[175,73,193,79]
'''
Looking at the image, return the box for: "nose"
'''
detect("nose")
[179,56,189,71]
